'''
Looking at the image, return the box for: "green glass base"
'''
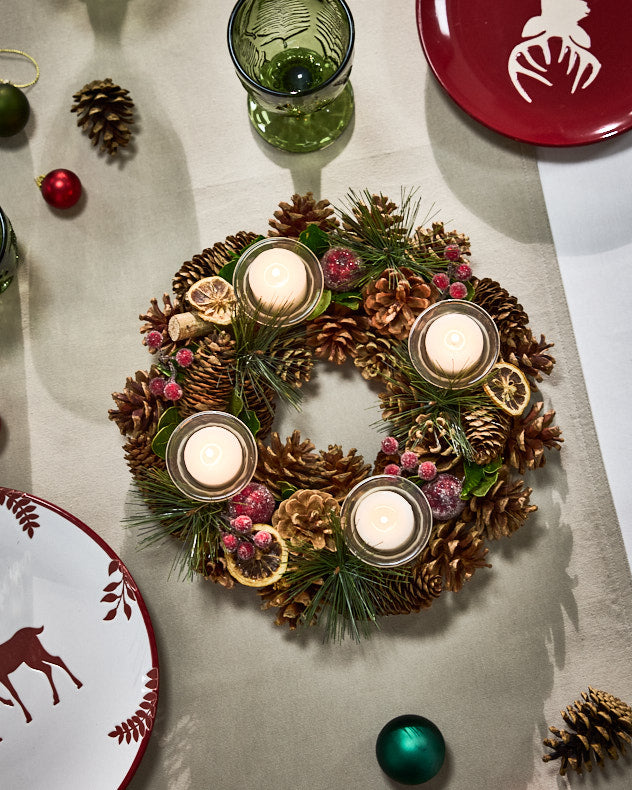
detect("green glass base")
[248,83,354,153]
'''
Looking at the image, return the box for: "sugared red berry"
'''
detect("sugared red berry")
[444,244,461,262]
[448,282,467,300]
[228,482,276,524]
[422,473,465,521]
[237,541,255,561]
[148,376,167,397]
[163,380,183,401]
[175,347,194,367]
[432,273,450,291]
[146,330,163,350]
[381,436,399,455]
[400,451,418,471]
[232,514,253,533]
[455,263,472,281]
[384,463,401,476]
[321,247,364,292]
[418,461,438,481]
[221,532,239,553]
[253,530,273,550]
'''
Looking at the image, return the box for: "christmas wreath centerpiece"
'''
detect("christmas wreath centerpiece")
[109,189,563,642]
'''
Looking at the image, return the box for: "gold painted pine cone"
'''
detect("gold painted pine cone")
[272,489,340,551]
[411,221,471,263]
[352,331,397,381]
[362,267,433,341]
[259,577,323,630]
[312,445,371,499]
[420,520,491,592]
[406,415,460,472]
[71,78,134,155]
[268,192,338,238]
[254,431,321,498]
[462,406,511,466]
[462,467,537,540]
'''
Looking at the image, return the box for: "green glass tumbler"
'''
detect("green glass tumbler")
[228,0,355,153]
[0,207,19,294]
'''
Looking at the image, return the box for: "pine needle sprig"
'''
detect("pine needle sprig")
[283,513,410,642]
[127,468,227,579]
[231,302,305,412]
[328,187,447,286]
[379,344,494,461]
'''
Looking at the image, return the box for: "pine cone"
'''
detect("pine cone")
[421,520,491,592]
[268,333,314,388]
[463,467,537,540]
[373,450,401,475]
[109,368,164,438]
[353,331,397,381]
[375,561,443,615]
[241,378,277,439]
[139,293,186,356]
[306,304,370,365]
[312,445,371,499]
[405,415,460,472]
[172,232,260,299]
[503,330,555,384]
[272,489,339,550]
[268,192,338,237]
[506,402,563,474]
[411,222,471,264]
[462,406,511,465]
[203,554,235,589]
[178,331,236,417]
[71,78,134,155]
[473,278,529,346]
[259,577,323,629]
[341,193,405,243]
[543,687,632,776]
[254,431,321,497]
[363,267,433,340]
[123,433,166,481]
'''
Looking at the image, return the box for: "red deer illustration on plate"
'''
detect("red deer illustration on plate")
[0,627,82,723]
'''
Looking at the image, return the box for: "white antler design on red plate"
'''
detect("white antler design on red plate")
[508,0,601,103]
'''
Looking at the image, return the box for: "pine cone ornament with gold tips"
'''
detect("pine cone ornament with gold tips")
[306,304,370,365]
[268,334,314,388]
[341,193,405,243]
[412,221,471,264]
[178,331,236,418]
[272,489,340,550]
[463,466,537,540]
[268,192,338,238]
[421,520,491,592]
[363,267,433,340]
[462,406,511,465]
[203,554,236,590]
[172,232,259,299]
[353,331,397,381]
[473,278,529,346]
[312,445,371,499]
[376,561,443,615]
[140,293,185,356]
[503,330,556,384]
[254,431,321,497]
[259,577,323,629]
[71,78,134,155]
[405,415,460,472]
[506,402,563,474]
[123,433,166,481]
[109,368,164,438]
[543,687,632,776]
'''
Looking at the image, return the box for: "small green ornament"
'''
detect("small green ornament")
[376,714,446,785]
[0,82,30,137]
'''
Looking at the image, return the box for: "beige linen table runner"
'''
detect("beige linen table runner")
[1,1,631,788]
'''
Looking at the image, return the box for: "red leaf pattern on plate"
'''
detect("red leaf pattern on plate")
[101,559,138,621]
[0,488,40,538]
[108,668,158,744]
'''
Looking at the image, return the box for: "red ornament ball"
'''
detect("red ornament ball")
[163,380,183,401]
[448,282,467,300]
[175,347,194,367]
[39,169,82,210]
[432,273,450,291]
[228,482,275,524]
[321,247,363,292]
[422,473,465,521]
[253,530,273,550]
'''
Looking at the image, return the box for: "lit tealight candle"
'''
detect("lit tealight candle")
[183,426,244,488]
[355,490,415,552]
[424,313,484,375]
[247,247,308,310]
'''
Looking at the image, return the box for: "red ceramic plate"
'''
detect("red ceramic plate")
[416,0,632,146]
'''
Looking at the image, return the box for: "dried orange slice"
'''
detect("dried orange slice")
[483,362,531,416]
[225,525,288,588]
[185,276,236,325]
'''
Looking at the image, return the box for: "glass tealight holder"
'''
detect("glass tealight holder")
[165,411,258,502]
[233,237,324,325]
[0,207,19,295]
[227,0,355,152]
[408,300,500,390]
[341,475,433,568]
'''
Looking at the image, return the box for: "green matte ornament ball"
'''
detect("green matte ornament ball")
[376,714,446,785]
[0,83,30,137]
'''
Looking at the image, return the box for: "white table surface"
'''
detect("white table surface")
[537,138,632,569]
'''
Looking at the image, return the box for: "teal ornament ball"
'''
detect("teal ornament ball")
[0,83,30,137]
[376,714,446,785]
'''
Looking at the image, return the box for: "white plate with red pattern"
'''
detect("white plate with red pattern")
[0,488,159,789]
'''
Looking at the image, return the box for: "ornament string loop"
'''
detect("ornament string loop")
[0,49,40,88]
